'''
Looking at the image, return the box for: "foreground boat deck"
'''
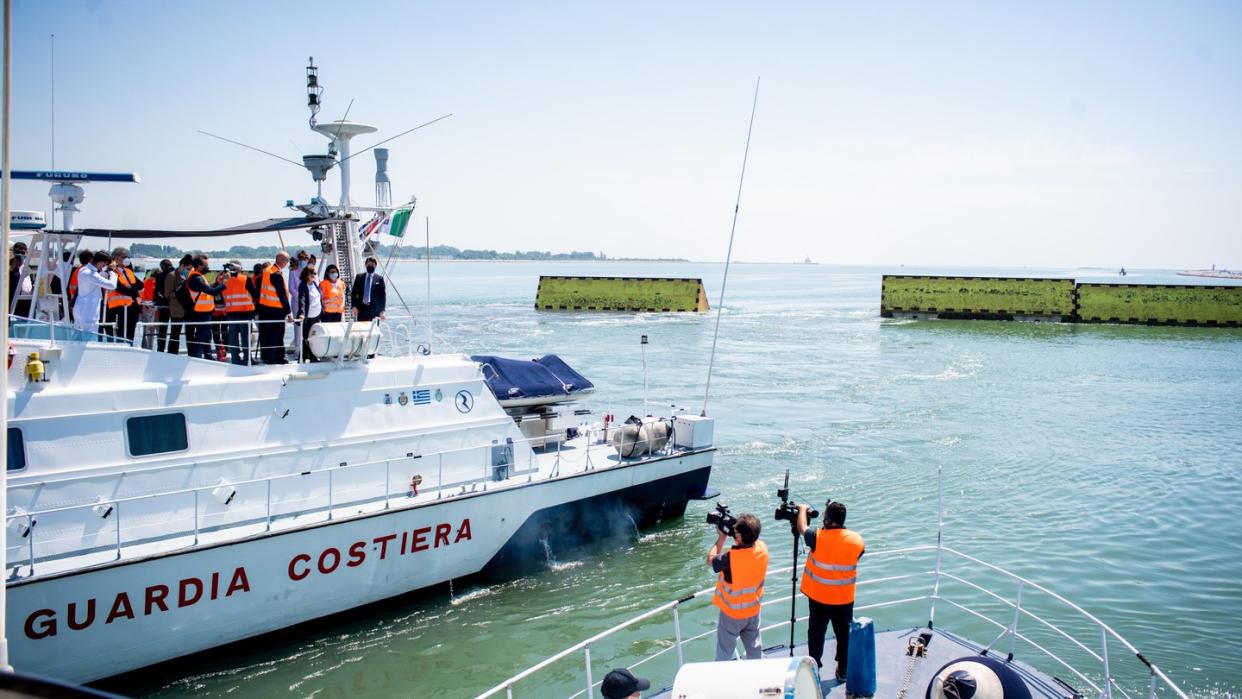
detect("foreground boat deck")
[651,627,1072,698]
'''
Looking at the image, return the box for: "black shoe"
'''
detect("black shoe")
[834,670,847,683]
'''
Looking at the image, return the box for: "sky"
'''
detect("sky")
[2,0,1240,268]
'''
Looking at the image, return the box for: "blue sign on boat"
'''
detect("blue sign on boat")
[0,170,140,183]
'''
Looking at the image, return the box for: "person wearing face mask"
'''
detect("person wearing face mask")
[350,256,386,322]
[162,254,193,354]
[297,265,324,361]
[104,247,142,342]
[257,251,294,365]
[72,252,118,333]
[184,256,227,360]
[288,250,311,312]
[9,241,31,318]
[319,264,345,322]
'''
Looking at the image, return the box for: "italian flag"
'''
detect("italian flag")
[381,206,414,238]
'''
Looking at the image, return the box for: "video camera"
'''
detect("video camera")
[705,502,737,537]
[773,470,818,534]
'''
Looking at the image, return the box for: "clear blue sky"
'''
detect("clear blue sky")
[4,0,1241,268]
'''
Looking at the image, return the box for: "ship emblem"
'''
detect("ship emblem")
[434,388,443,402]
[398,392,409,406]
[455,390,474,413]
[384,393,392,405]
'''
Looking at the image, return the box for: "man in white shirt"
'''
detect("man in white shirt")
[72,252,118,334]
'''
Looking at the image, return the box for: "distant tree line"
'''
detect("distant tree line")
[127,242,684,262]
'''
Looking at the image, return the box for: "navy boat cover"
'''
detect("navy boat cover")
[471,354,594,400]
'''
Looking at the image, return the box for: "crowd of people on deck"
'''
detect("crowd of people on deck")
[7,242,387,365]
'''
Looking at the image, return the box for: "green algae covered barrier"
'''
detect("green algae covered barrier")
[881,276,1076,319]
[881,275,1242,327]
[535,276,709,312]
[1076,284,1242,326]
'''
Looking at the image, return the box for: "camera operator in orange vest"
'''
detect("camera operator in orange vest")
[707,510,768,661]
[796,501,864,682]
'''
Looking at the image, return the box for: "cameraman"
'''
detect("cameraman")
[707,513,769,661]
[797,501,864,682]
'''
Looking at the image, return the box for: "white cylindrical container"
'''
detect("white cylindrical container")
[307,321,382,358]
[670,656,823,699]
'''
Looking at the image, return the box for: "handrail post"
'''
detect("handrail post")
[384,460,391,509]
[928,465,944,629]
[27,515,35,575]
[114,501,122,560]
[673,602,685,668]
[193,489,200,545]
[1100,626,1113,699]
[327,469,334,521]
[505,684,513,699]
[1147,669,1157,699]
[265,479,272,531]
[437,454,443,500]
[583,644,593,698]
[1007,581,1024,662]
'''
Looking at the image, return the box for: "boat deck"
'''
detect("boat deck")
[650,627,1074,698]
[9,431,699,582]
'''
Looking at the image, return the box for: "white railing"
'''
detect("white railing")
[476,544,1189,699]
[5,423,690,579]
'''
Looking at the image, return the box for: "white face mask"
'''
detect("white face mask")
[328,272,338,281]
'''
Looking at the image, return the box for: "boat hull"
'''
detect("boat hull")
[6,450,713,684]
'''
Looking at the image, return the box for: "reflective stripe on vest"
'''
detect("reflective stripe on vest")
[259,264,283,309]
[188,271,215,313]
[800,528,864,605]
[320,279,343,314]
[106,267,138,309]
[713,540,768,619]
[223,275,255,313]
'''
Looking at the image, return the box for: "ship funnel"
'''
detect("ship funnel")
[374,148,392,209]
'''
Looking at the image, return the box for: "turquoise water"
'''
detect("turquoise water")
[110,263,1242,698]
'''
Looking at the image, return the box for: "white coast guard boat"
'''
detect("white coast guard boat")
[0,60,716,684]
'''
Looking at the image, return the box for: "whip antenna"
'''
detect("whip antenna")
[701,77,760,417]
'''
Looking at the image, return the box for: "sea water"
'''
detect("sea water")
[109,263,1242,698]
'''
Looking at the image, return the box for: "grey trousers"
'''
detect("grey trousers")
[715,611,763,661]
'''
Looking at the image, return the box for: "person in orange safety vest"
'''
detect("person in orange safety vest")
[796,501,864,682]
[708,512,768,661]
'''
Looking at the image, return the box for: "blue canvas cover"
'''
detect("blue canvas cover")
[533,355,593,393]
[471,354,594,400]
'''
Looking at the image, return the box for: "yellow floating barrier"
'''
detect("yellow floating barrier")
[535,276,709,312]
[1076,284,1242,326]
[881,275,1076,319]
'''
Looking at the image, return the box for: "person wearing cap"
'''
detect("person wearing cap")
[708,512,768,661]
[600,668,649,699]
[796,501,864,683]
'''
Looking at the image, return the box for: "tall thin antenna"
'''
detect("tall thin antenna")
[49,33,54,172]
[701,77,760,417]
[2,0,15,672]
[425,216,432,353]
[49,33,54,229]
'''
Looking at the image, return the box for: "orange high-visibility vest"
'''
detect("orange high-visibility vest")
[320,278,344,314]
[140,276,156,302]
[222,274,255,313]
[68,266,82,297]
[106,267,138,309]
[800,528,864,605]
[713,540,769,619]
[187,270,215,314]
[259,263,284,309]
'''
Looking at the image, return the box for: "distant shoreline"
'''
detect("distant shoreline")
[1178,269,1242,280]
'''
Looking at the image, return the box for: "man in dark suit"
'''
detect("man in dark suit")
[350,256,386,322]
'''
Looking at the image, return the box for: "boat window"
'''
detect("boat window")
[126,413,188,457]
[7,427,26,471]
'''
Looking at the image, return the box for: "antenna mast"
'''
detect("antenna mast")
[306,57,322,128]
[701,77,760,417]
